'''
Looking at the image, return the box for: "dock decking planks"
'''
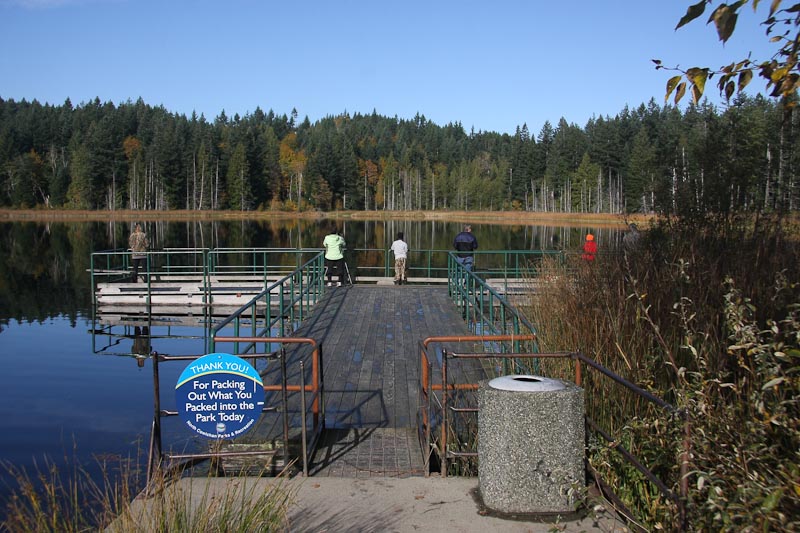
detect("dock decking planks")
[284,285,477,477]
[240,284,492,477]
[302,285,470,429]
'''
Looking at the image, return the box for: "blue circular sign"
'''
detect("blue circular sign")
[175,353,265,440]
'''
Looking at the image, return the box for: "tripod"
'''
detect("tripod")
[324,260,353,286]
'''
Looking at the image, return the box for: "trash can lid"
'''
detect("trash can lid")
[488,375,565,392]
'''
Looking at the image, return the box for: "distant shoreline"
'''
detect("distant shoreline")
[0,209,646,227]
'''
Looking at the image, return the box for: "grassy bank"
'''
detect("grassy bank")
[0,208,641,228]
[1,457,294,532]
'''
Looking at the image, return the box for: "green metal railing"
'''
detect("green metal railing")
[91,246,323,282]
[206,248,322,282]
[91,246,564,287]
[90,246,554,362]
[446,252,541,375]
[208,252,326,354]
[349,248,564,282]
[90,248,325,354]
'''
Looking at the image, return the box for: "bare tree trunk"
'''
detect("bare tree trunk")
[417,169,421,210]
[432,173,436,210]
[191,154,197,210]
[214,159,220,210]
[298,171,303,207]
[198,157,206,209]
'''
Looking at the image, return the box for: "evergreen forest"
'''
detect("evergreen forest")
[0,94,797,215]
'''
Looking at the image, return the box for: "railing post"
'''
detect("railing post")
[207,250,214,350]
[250,301,257,343]
[280,347,290,470]
[300,360,308,476]
[441,348,448,478]
[233,319,240,355]
[316,343,325,429]
[148,351,163,483]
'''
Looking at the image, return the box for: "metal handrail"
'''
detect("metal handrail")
[446,253,541,374]
[350,247,564,281]
[417,335,538,478]
[209,252,325,354]
[417,343,689,530]
[91,247,562,289]
[147,336,324,484]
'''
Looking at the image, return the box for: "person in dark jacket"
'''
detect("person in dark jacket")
[453,224,478,271]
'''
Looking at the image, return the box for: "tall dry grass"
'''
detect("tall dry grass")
[521,214,800,531]
[1,455,294,533]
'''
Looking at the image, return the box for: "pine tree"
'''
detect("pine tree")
[627,128,656,213]
[66,136,92,209]
[226,142,252,210]
[261,126,282,206]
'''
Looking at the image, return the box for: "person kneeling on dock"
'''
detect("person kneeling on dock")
[323,225,347,286]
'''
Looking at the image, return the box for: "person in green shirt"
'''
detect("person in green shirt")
[323,226,347,286]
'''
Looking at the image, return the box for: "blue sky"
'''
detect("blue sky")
[0,0,778,135]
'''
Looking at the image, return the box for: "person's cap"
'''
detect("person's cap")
[586,234,594,241]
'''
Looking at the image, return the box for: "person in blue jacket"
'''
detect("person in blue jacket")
[453,224,478,271]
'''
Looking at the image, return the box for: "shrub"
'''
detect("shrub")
[522,214,800,531]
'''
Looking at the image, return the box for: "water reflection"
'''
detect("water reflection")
[0,218,624,325]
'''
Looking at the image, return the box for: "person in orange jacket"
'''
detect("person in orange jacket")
[582,233,597,261]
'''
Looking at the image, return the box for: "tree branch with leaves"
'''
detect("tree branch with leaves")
[654,0,800,107]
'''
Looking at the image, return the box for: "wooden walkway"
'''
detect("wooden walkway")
[252,285,481,478]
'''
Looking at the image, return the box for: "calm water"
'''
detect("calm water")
[0,217,622,500]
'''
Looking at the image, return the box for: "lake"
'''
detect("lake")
[0,216,624,502]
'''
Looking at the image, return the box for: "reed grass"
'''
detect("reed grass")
[1,454,295,533]
[520,214,800,531]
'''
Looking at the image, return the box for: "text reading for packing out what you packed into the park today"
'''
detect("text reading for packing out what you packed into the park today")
[175,353,266,439]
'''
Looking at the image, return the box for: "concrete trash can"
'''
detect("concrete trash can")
[478,375,584,515]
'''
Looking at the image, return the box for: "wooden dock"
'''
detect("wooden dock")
[94,276,537,325]
[245,284,487,478]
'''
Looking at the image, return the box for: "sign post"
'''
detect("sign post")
[175,352,265,440]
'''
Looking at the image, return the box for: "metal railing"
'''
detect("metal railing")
[90,248,325,352]
[91,247,319,287]
[208,252,325,354]
[213,336,325,478]
[129,252,328,483]
[348,248,564,282]
[206,247,322,282]
[147,337,324,483]
[446,253,542,374]
[417,342,689,530]
[418,334,538,477]
[91,247,562,290]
